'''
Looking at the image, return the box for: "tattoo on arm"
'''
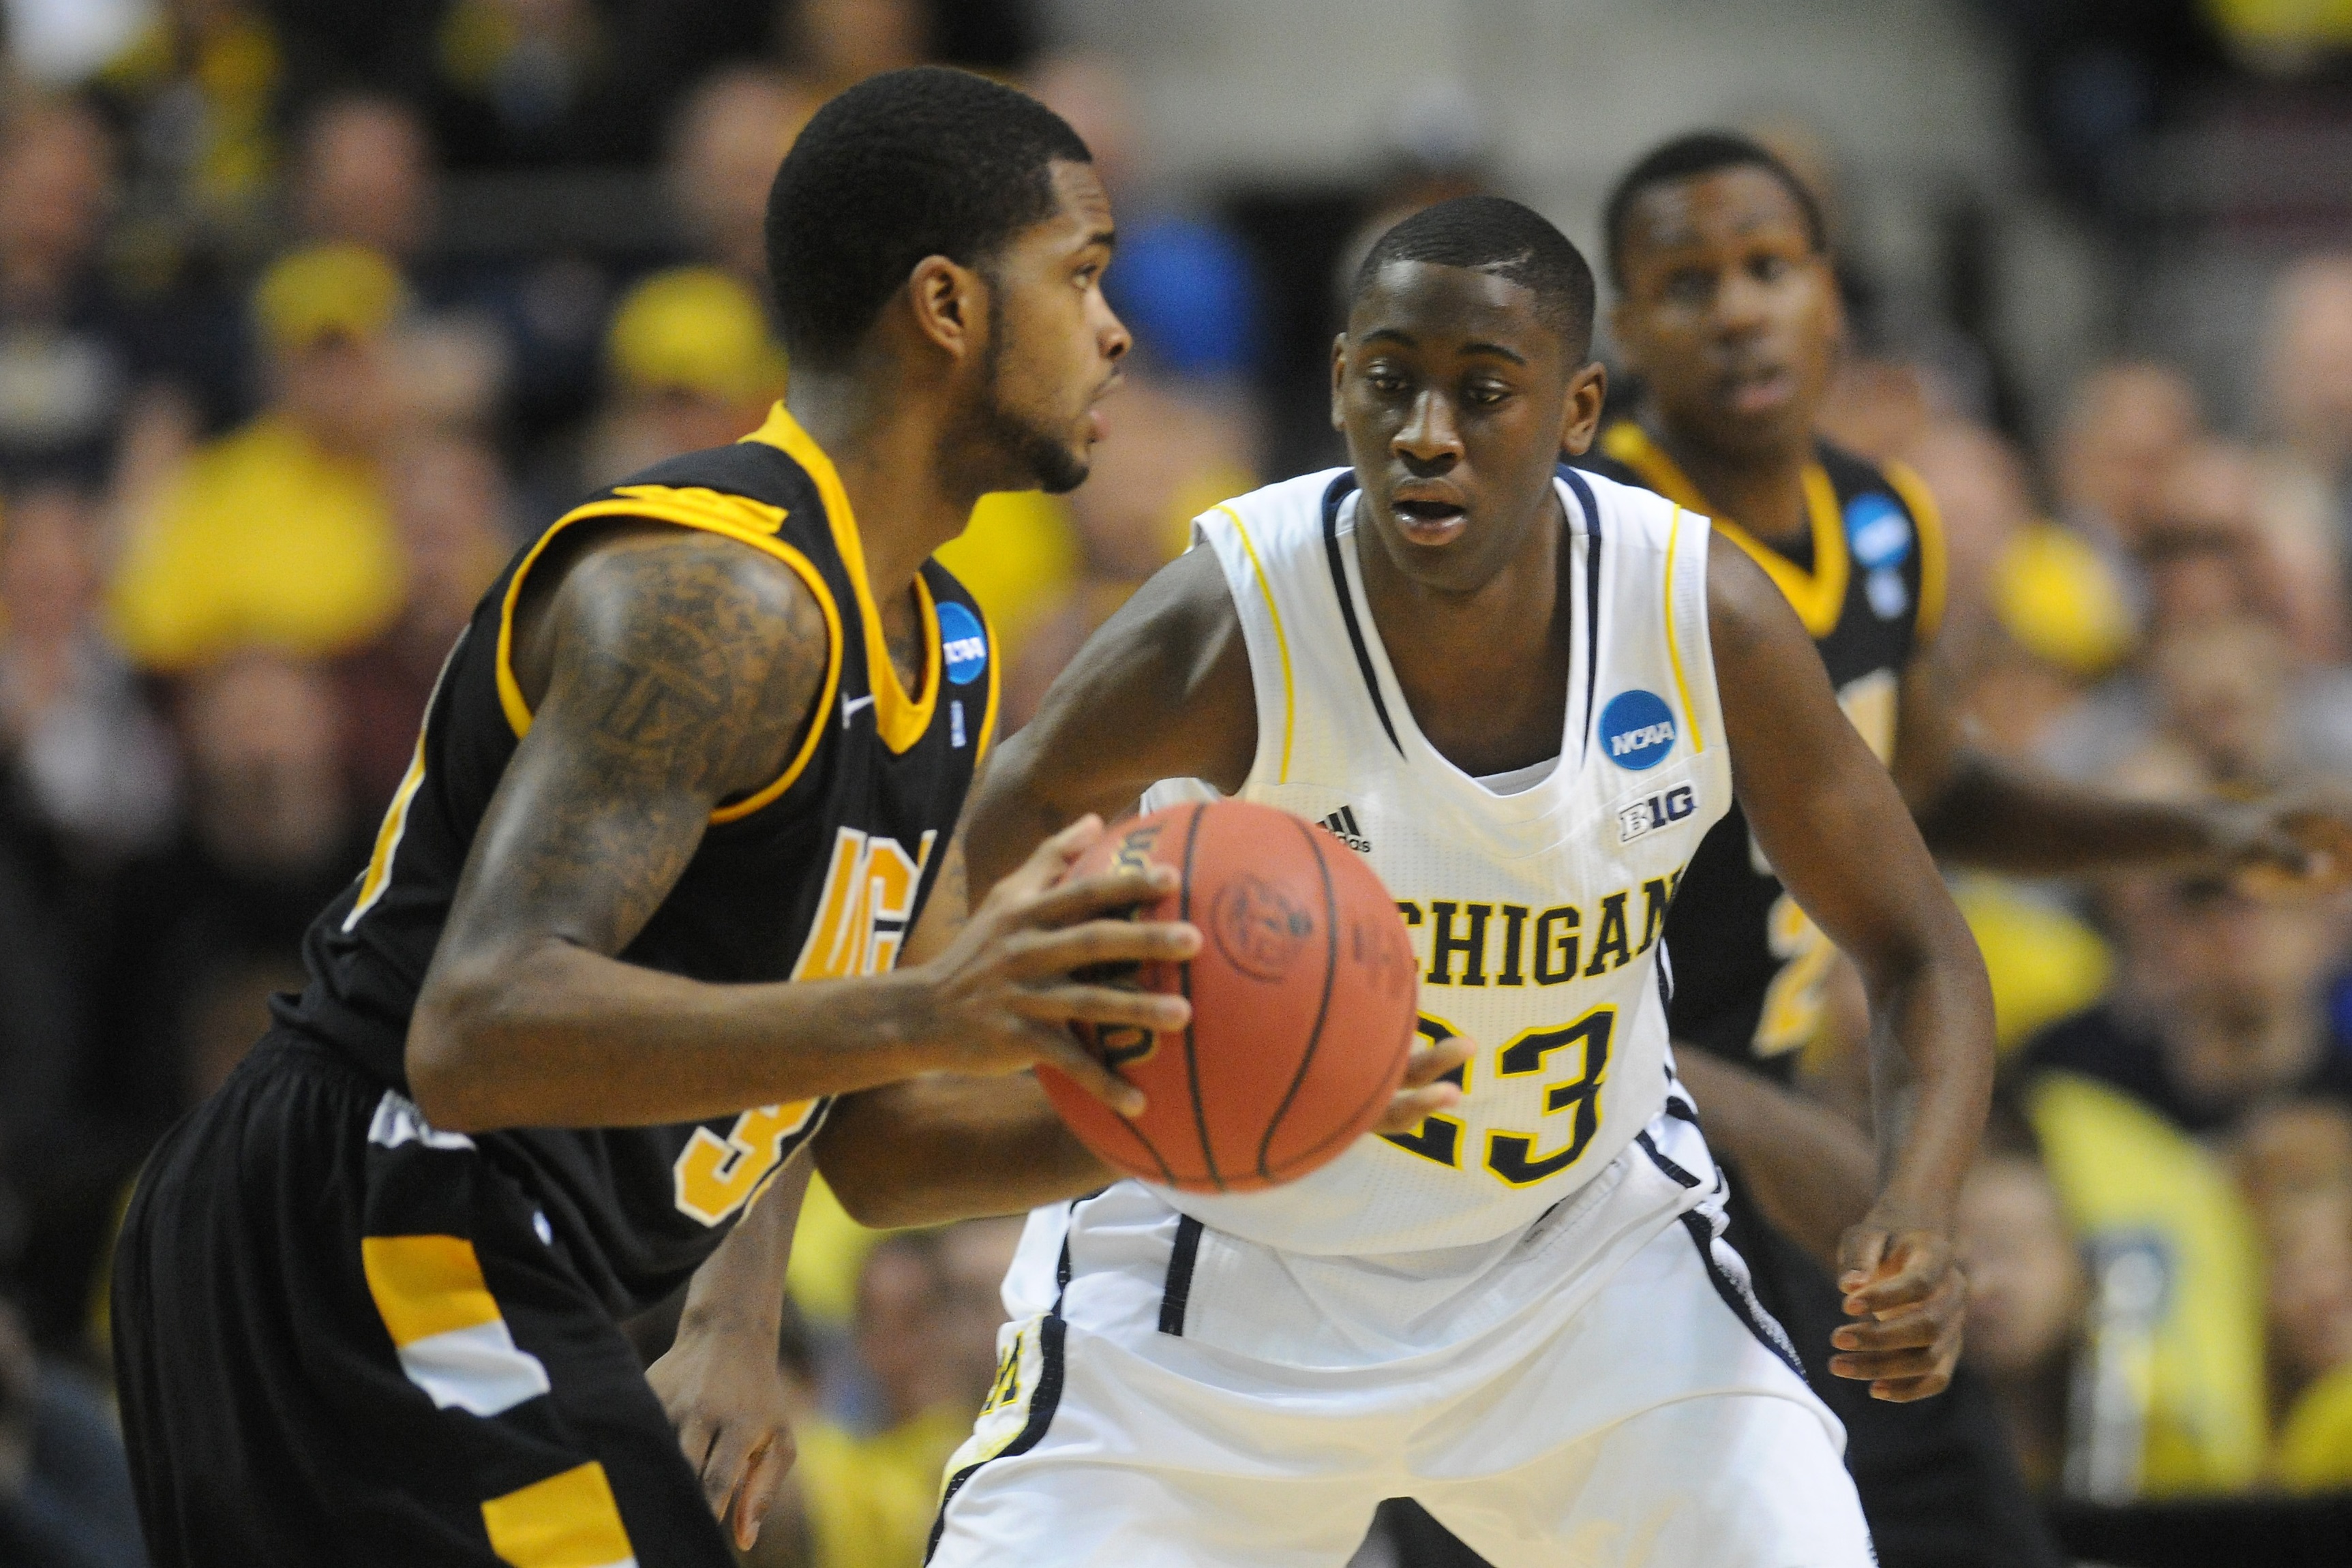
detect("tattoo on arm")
[453,528,832,961]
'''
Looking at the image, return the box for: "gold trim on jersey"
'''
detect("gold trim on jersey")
[1882,459,1947,643]
[1216,502,1295,781]
[493,485,845,825]
[1601,422,1850,638]
[745,403,942,754]
[1662,506,1705,755]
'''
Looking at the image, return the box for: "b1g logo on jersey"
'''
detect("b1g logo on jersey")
[938,600,989,687]
[1599,690,1676,770]
[1618,783,1697,843]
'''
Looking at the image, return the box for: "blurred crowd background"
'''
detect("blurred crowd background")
[3,0,2352,1564]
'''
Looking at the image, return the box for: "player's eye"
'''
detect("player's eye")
[1364,367,1409,395]
[1751,254,1789,284]
[1464,381,1511,407]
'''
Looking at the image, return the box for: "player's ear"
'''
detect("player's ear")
[906,254,985,364]
[1329,333,1348,432]
[1558,360,1608,457]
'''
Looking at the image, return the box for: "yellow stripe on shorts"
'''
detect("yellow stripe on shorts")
[362,1235,552,1416]
[481,1461,639,1568]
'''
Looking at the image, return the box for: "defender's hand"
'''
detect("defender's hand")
[1831,1214,1965,1402]
[1373,1031,1473,1136]
[903,816,1201,1117]
[648,1314,796,1550]
[2228,794,2352,896]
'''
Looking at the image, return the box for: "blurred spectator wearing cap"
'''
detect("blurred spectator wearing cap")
[578,265,785,490]
[107,243,407,670]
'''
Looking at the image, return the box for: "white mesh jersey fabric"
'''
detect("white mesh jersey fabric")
[1157,467,1732,1257]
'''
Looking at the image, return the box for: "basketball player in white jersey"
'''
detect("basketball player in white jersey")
[802,197,1996,1567]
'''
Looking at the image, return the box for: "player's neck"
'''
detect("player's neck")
[1357,488,1573,776]
[1643,414,1813,552]
[786,369,983,601]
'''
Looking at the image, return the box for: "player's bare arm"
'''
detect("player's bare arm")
[646,1149,811,1551]
[1709,532,1995,1402]
[407,524,1196,1132]
[1890,636,2352,887]
[815,550,1473,1226]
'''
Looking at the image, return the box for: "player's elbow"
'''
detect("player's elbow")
[406,955,541,1132]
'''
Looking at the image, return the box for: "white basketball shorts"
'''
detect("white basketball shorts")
[926,1107,1873,1568]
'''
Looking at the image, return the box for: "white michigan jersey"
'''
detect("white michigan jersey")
[1150,465,1732,1257]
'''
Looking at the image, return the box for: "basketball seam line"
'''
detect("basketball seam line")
[1254,813,1340,1179]
[1276,1009,1416,1176]
[1178,803,1220,1192]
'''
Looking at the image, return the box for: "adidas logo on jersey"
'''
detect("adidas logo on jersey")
[1618,784,1698,844]
[1317,805,1371,853]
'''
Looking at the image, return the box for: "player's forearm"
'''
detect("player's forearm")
[1854,916,1995,1228]
[1911,748,2233,875]
[676,1150,809,1344]
[1674,1051,1877,1271]
[815,1074,1110,1228]
[408,941,939,1132]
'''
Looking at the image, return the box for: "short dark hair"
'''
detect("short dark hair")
[1602,131,1826,290]
[1350,196,1597,359]
[764,66,1090,369]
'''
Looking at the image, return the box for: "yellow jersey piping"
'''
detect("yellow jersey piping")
[1602,422,1849,638]
[1882,459,1947,644]
[744,403,940,753]
[1662,505,1704,754]
[492,492,844,825]
[1216,503,1293,781]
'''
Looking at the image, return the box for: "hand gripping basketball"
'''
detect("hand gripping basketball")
[903,815,1202,1115]
[1037,800,1426,1194]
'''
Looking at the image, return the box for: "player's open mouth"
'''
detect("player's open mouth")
[1721,365,1795,416]
[1391,497,1468,543]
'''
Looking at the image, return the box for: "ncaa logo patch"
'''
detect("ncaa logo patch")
[1844,494,1912,569]
[1600,689,1676,770]
[937,600,989,687]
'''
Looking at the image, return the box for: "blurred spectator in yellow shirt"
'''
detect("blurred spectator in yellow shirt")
[108,243,408,670]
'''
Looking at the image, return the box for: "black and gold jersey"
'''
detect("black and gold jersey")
[273,403,998,1312]
[1574,421,1944,1079]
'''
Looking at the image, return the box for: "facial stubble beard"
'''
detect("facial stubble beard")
[970,280,1091,496]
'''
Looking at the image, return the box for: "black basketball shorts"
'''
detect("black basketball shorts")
[112,1031,732,1568]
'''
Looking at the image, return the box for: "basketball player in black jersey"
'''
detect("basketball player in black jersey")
[1570,131,2352,1568]
[106,69,1303,1568]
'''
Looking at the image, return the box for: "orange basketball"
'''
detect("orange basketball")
[1037,799,1420,1193]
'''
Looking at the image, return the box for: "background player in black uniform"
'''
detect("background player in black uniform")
[108,69,1219,1568]
[1578,132,2352,1568]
